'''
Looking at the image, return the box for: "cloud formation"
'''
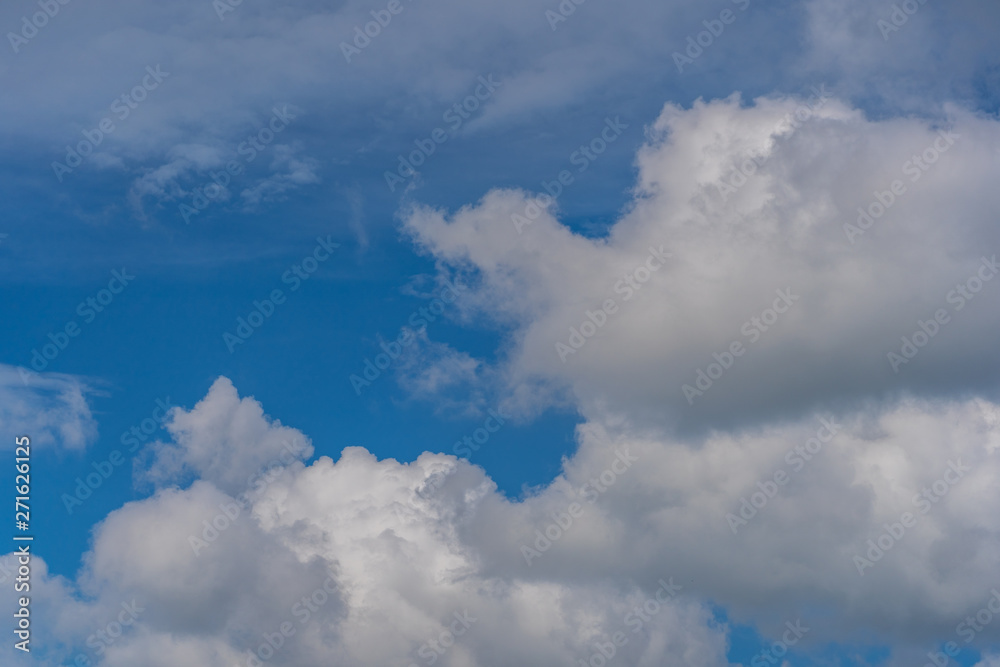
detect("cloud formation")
[5,372,1000,665]
[404,93,1000,433]
[3,379,733,666]
[139,376,313,495]
[7,87,1000,665]
[0,364,98,450]
[4,0,995,237]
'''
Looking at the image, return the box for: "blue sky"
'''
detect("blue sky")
[2,0,1000,665]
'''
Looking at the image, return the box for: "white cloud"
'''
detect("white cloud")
[5,0,993,249]
[8,379,734,666]
[802,0,1000,114]
[403,93,1000,432]
[393,331,493,417]
[239,145,322,209]
[138,376,313,495]
[0,364,98,450]
[11,376,1000,665]
[14,91,1000,664]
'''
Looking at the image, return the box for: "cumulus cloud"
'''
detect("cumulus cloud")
[13,90,1000,665]
[9,372,1000,665]
[0,364,98,450]
[138,376,313,495]
[7,378,736,667]
[403,93,1000,432]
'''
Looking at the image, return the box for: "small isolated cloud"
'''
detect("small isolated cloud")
[0,364,98,450]
[393,331,493,417]
[240,145,322,209]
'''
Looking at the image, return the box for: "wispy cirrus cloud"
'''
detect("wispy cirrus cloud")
[0,364,98,450]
